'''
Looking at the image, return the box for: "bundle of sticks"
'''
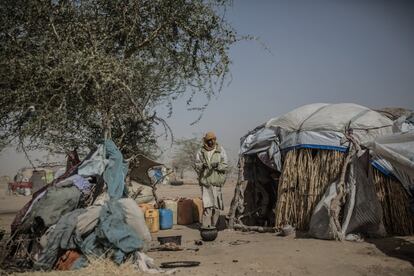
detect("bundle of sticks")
[274,149,345,230]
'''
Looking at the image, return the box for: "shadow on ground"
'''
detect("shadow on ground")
[181,215,227,231]
[367,237,414,266]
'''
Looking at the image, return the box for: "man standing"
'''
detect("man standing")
[194,132,228,228]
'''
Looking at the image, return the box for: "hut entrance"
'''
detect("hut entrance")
[240,156,279,227]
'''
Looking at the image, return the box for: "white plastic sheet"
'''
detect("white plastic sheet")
[366,131,414,195]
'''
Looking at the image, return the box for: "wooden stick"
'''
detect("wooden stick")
[227,157,245,228]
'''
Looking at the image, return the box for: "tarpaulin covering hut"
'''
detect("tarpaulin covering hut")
[228,103,414,239]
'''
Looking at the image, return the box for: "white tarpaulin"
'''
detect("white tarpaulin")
[240,103,394,172]
[366,131,414,195]
[265,103,393,146]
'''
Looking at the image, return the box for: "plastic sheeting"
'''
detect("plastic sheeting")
[343,155,385,237]
[12,139,158,272]
[265,103,393,144]
[239,103,394,172]
[96,200,144,258]
[309,154,385,239]
[55,175,91,194]
[118,198,151,248]
[77,140,128,199]
[35,209,87,270]
[20,186,81,232]
[103,140,129,199]
[129,181,154,204]
[366,131,414,196]
[36,199,145,270]
[129,154,163,186]
[308,181,338,240]
[240,126,276,156]
[78,144,107,177]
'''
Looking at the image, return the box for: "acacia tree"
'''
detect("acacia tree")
[171,137,201,178]
[172,137,236,179]
[0,0,239,160]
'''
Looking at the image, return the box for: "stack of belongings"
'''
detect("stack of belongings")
[228,103,414,240]
[5,140,164,273]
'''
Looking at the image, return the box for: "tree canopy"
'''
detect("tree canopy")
[171,137,201,178]
[0,0,239,159]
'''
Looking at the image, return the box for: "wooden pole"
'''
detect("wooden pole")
[227,157,245,228]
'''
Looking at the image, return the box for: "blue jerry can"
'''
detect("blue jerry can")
[159,208,173,230]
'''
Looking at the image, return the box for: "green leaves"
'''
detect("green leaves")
[0,0,238,157]
[172,137,202,173]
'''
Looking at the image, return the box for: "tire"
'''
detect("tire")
[170,180,184,186]
[160,261,200,268]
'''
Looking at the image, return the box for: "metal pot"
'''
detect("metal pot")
[199,226,218,241]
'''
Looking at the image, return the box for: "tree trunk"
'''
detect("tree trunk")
[102,112,112,140]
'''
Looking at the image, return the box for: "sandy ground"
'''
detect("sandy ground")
[0,182,413,276]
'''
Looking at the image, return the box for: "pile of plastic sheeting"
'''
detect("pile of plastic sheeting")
[3,140,167,273]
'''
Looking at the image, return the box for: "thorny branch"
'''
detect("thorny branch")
[0,0,240,159]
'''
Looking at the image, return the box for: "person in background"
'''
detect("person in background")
[194,132,228,228]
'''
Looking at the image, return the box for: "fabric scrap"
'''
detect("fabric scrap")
[75,205,102,237]
[96,200,143,257]
[78,144,107,178]
[35,208,86,270]
[118,198,151,247]
[55,175,91,194]
[20,186,81,232]
[103,140,129,200]
[55,250,81,271]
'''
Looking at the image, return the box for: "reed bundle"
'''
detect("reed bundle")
[372,168,414,236]
[275,149,345,230]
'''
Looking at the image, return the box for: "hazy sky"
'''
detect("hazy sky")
[158,0,414,161]
[1,0,414,176]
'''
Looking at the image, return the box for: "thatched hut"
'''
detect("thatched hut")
[228,103,414,239]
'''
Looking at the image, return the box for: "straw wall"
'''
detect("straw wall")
[275,149,345,230]
[372,168,414,236]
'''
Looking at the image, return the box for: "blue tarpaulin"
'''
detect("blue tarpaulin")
[78,140,128,199]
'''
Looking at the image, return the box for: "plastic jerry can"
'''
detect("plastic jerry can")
[177,198,194,225]
[145,209,159,233]
[163,199,178,225]
[192,197,203,223]
[139,203,154,214]
[159,208,173,230]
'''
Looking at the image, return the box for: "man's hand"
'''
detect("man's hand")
[211,162,219,169]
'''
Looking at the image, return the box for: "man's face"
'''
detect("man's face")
[206,139,215,147]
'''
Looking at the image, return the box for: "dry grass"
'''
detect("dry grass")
[372,168,414,236]
[9,258,144,276]
[274,149,345,230]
